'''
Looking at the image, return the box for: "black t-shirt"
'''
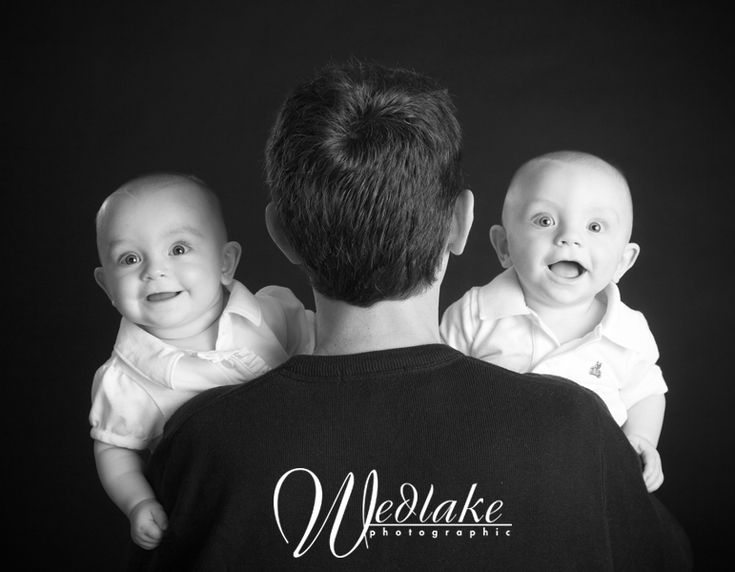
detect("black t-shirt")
[130,344,690,571]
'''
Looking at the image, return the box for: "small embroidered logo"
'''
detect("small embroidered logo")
[589,361,602,378]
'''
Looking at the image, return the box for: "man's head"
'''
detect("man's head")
[94,173,241,341]
[264,61,466,307]
[490,151,639,311]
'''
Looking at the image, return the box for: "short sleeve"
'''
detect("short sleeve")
[440,289,479,355]
[619,360,668,409]
[256,285,316,356]
[89,357,164,450]
[616,312,668,408]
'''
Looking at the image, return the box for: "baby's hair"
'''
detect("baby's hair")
[513,150,626,183]
[502,150,632,228]
[95,172,228,257]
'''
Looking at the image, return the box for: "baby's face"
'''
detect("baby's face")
[96,181,229,341]
[501,162,635,311]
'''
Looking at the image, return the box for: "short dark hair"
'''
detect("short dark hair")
[265,61,463,306]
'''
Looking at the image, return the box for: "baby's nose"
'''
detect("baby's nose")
[141,257,169,280]
[555,224,582,247]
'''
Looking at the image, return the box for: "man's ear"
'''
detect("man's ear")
[613,242,640,283]
[447,189,474,255]
[94,267,115,305]
[265,202,302,265]
[489,225,513,269]
[220,241,242,285]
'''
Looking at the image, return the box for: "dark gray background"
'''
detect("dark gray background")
[9,1,732,569]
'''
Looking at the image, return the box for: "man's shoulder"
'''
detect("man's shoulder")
[161,369,282,439]
[455,352,590,391]
[442,352,611,418]
[161,351,609,444]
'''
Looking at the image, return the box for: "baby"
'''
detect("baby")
[90,173,314,548]
[441,151,667,492]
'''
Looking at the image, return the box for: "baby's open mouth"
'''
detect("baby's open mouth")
[548,261,585,279]
[147,291,181,302]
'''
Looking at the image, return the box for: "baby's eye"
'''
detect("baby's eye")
[587,221,603,233]
[119,253,141,266]
[170,243,190,256]
[532,214,555,228]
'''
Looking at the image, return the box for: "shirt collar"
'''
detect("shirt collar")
[112,279,263,386]
[219,279,262,328]
[596,281,641,350]
[477,268,531,321]
[112,319,181,387]
[214,280,262,350]
[477,269,641,351]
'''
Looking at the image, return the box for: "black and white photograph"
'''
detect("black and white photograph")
[9,1,731,569]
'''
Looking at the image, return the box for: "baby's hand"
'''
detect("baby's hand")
[626,434,664,493]
[129,498,169,550]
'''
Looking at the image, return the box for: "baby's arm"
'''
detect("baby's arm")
[622,394,666,492]
[94,440,168,549]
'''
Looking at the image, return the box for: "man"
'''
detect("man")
[130,61,691,570]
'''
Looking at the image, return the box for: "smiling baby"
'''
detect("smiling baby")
[441,151,667,492]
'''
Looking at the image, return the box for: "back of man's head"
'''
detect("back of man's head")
[265,61,463,306]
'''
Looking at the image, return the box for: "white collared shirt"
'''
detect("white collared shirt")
[440,268,667,425]
[90,280,315,450]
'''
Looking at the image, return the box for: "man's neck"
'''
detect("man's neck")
[312,284,442,355]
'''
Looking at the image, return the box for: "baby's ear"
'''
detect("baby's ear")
[613,242,640,283]
[220,241,242,285]
[94,267,115,305]
[489,225,513,269]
